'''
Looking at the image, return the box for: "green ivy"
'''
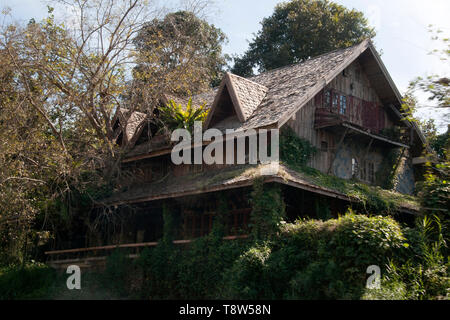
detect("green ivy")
[249,178,286,240]
[375,148,403,190]
[280,126,317,167]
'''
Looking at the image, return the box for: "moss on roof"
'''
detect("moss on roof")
[104,161,420,215]
[281,163,420,214]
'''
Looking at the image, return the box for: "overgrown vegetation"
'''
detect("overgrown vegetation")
[3,210,445,300]
[249,179,286,240]
[279,126,417,215]
[158,98,209,134]
[280,126,317,167]
[283,161,419,215]
[375,148,404,190]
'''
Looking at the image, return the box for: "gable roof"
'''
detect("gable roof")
[125,39,425,157]
[204,73,268,128]
[189,40,423,139]
[112,108,147,146]
[189,40,369,132]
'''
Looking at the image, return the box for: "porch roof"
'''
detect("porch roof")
[101,163,420,215]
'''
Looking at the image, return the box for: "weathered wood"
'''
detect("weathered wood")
[327,127,348,174]
[341,123,410,149]
[45,235,249,256]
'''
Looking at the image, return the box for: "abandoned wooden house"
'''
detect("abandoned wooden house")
[46,39,428,265]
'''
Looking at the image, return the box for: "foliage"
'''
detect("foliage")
[133,10,229,95]
[249,179,286,240]
[222,212,409,300]
[280,126,317,167]
[418,163,450,217]
[0,1,223,265]
[158,98,209,134]
[403,27,449,128]
[2,211,448,300]
[221,242,272,299]
[231,0,375,76]
[375,148,403,190]
[0,262,58,299]
[430,129,450,160]
[286,163,419,215]
[135,204,249,299]
[363,216,450,300]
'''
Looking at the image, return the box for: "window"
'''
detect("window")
[351,158,359,177]
[324,90,331,109]
[321,141,328,152]
[340,95,347,115]
[332,92,339,111]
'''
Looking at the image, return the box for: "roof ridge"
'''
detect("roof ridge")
[191,40,370,101]
[249,40,369,80]
[227,72,269,90]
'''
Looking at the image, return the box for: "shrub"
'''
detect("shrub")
[221,242,272,299]
[0,262,58,299]
[221,212,410,300]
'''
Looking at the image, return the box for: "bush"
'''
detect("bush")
[221,212,410,300]
[0,262,58,299]
[4,212,446,300]
[221,242,272,299]
[135,233,249,300]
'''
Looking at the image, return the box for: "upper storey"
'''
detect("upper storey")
[116,39,425,162]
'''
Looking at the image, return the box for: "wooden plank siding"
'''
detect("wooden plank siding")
[286,59,399,175]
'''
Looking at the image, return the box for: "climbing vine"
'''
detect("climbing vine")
[280,126,317,167]
[249,178,286,240]
[375,148,404,190]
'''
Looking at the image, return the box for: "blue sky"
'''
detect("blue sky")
[2,0,449,131]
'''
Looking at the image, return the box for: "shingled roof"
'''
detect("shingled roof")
[113,108,147,145]
[200,40,371,132]
[124,39,424,157]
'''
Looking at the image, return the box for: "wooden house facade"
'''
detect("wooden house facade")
[46,40,427,265]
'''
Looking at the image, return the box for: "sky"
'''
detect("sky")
[1,0,449,132]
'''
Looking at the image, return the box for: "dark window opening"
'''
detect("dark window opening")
[352,158,359,178]
[332,92,340,112]
[340,95,347,115]
[324,90,331,109]
[321,141,328,152]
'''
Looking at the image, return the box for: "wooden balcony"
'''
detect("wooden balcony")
[314,108,409,149]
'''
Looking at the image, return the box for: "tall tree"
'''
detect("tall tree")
[133,10,228,97]
[0,0,220,261]
[231,0,375,76]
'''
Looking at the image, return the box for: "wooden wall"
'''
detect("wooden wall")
[286,59,399,179]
